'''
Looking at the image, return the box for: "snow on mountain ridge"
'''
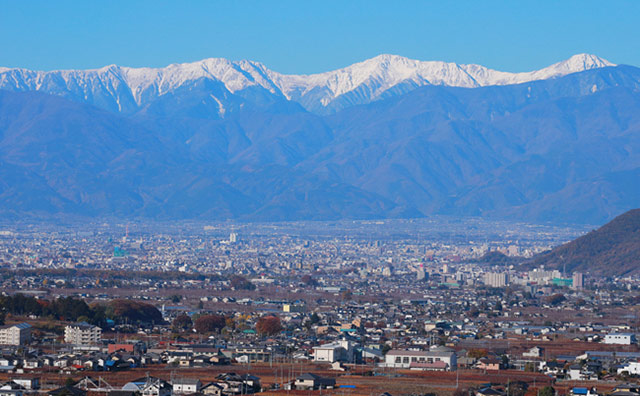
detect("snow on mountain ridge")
[0,54,616,114]
[264,53,615,100]
[116,57,283,103]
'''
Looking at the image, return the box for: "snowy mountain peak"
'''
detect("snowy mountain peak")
[533,53,615,79]
[362,53,416,66]
[0,54,618,115]
[559,53,615,69]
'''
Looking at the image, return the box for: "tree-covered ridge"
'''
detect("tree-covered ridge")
[104,299,164,324]
[528,208,640,276]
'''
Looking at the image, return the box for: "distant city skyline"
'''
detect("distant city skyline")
[1,0,639,74]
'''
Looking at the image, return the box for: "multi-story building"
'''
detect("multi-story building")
[64,322,102,345]
[313,340,356,363]
[383,346,457,371]
[416,265,426,281]
[172,379,201,395]
[528,268,562,284]
[221,347,271,363]
[604,333,636,345]
[0,323,32,346]
[483,272,508,288]
[573,272,584,289]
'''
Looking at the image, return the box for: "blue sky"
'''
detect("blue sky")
[1,0,638,73]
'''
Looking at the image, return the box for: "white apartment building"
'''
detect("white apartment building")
[172,379,201,395]
[313,340,355,363]
[0,323,32,346]
[604,333,636,345]
[64,322,102,345]
[528,268,562,284]
[483,272,508,288]
[573,272,584,289]
[383,346,457,370]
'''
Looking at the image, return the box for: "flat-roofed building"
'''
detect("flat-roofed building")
[172,379,201,395]
[573,272,584,289]
[313,340,355,363]
[222,347,271,363]
[383,347,457,370]
[64,323,102,345]
[0,323,32,346]
[604,333,636,345]
[483,272,508,288]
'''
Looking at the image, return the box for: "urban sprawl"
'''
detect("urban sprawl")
[0,219,637,396]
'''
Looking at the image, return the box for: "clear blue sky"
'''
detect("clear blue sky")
[1,0,638,74]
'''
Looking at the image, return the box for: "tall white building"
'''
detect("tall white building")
[0,323,32,345]
[572,272,584,289]
[64,322,102,345]
[416,265,426,281]
[528,268,562,284]
[483,272,508,288]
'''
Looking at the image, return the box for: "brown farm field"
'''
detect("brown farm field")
[1,363,564,396]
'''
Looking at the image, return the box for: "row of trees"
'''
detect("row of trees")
[105,299,164,324]
[0,294,96,322]
[0,294,163,326]
[229,275,256,290]
[2,293,282,335]
[172,313,282,336]
[0,268,223,282]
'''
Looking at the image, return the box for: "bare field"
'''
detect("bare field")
[1,363,560,395]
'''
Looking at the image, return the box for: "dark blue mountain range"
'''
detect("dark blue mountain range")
[1,65,639,224]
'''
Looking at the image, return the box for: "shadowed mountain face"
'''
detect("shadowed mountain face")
[526,209,640,276]
[0,64,639,223]
[0,91,408,221]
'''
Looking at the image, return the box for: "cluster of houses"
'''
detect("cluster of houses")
[3,298,640,396]
[472,384,640,396]
[118,374,263,396]
[0,375,261,396]
[0,372,340,396]
[0,341,247,374]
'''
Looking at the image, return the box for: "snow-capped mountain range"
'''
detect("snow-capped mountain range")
[0,53,615,115]
[0,52,639,224]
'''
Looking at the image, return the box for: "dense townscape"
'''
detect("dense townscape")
[1,217,640,396]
